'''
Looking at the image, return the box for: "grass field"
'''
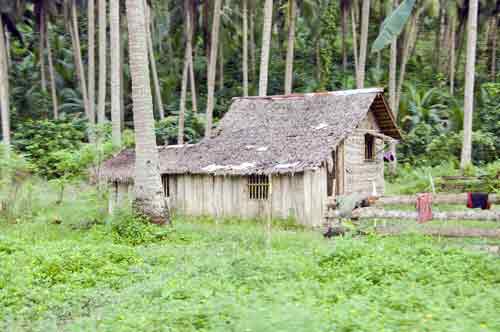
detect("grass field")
[2,213,500,332]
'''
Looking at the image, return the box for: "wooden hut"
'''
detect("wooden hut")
[102,88,401,226]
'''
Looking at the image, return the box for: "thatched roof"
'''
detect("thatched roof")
[101,88,401,183]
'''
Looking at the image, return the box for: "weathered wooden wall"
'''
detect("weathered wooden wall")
[109,170,327,227]
[343,111,385,195]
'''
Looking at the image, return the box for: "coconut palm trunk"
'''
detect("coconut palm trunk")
[0,16,10,147]
[70,2,91,120]
[491,16,498,80]
[460,0,479,169]
[186,3,198,113]
[242,0,249,96]
[341,4,348,74]
[46,27,58,119]
[125,0,169,224]
[39,7,47,93]
[4,31,10,67]
[178,3,194,145]
[145,0,165,120]
[449,15,456,95]
[284,0,296,95]
[396,10,422,110]
[219,42,224,91]
[178,54,189,145]
[356,0,370,89]
[97,0,107,124]
[205,0,222,137]
[88,0,96,124]
[259,0,273,96]
[388,0,398,175]
[110,0,121,146]
[249,2,256,81]
[351,8,359,75]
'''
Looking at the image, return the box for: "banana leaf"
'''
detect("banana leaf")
[371,0,416,53]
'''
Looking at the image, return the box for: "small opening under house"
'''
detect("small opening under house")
[247,174,270,200]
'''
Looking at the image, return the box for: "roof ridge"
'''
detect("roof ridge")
[231,87,385,101]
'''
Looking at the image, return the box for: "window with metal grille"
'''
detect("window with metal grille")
[161,174,170,197]
[247,174,269,200]
[365,134,375,161]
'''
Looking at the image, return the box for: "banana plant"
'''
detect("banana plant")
[371,0,416,52]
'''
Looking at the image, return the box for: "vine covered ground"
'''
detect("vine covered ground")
[1,214,500,331]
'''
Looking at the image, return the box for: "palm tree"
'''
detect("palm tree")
[187,1,197,113]
[125,0,169,224]
[460,0,478,169]
[491,14,498,80]
[259,0,273,96]
[357,0,371,88]
[0,15,10,147]
[97,0,107,124]
[69,1,91,121]
[449,14,456,95]
[179,1,193,145]
[242,0,249,96]
[389,0,398,174]
[144,0,164,120]
[284,0,296,95]
[88,0,96,124]
[46,24,58,118]
[110,0,121,146]
[205,0,222,137]
[340,0,352,74]
[38,3,47,93]
[249,1,256,81]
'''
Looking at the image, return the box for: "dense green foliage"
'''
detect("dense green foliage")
[12,119,87,178]
[1,211,500,331]
[1,1,498,175]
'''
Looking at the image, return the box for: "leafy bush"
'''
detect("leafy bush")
[32,244,142,288]
[13,118,86,178]
[155,113,205,145]
[427,131,498,166]
[386,161,459,194]
[108,209,170,246]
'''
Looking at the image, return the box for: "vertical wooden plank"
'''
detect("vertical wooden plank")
[281,175,289,219]
[183,176,189,214]
[212,176,221,219]
[169,176,177,211]
[310,170,320,227]
[178,175,186,215]
[233,177,242,218]
[182,176,188,215]
[194,175,203,215]
[294,174,305,224]
[271,175,282,219]
[337,142,345,195]
[201,176,211,216]
[310,168,327,227]
[244,176,251,219]
[222,176,232,218]
[302,171,312,226]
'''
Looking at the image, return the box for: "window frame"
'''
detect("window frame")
[364,134,375,161]
[247,174,270,200]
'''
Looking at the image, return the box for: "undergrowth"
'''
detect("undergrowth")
[0,169,499,331]
[1,215,500,331]
[386,161,500,195]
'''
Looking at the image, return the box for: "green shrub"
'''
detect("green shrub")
[108,209,170,246]
[32,245,142,288]
[13,118,86,178]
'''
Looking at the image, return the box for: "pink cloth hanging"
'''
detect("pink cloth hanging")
[416,193,433,223]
